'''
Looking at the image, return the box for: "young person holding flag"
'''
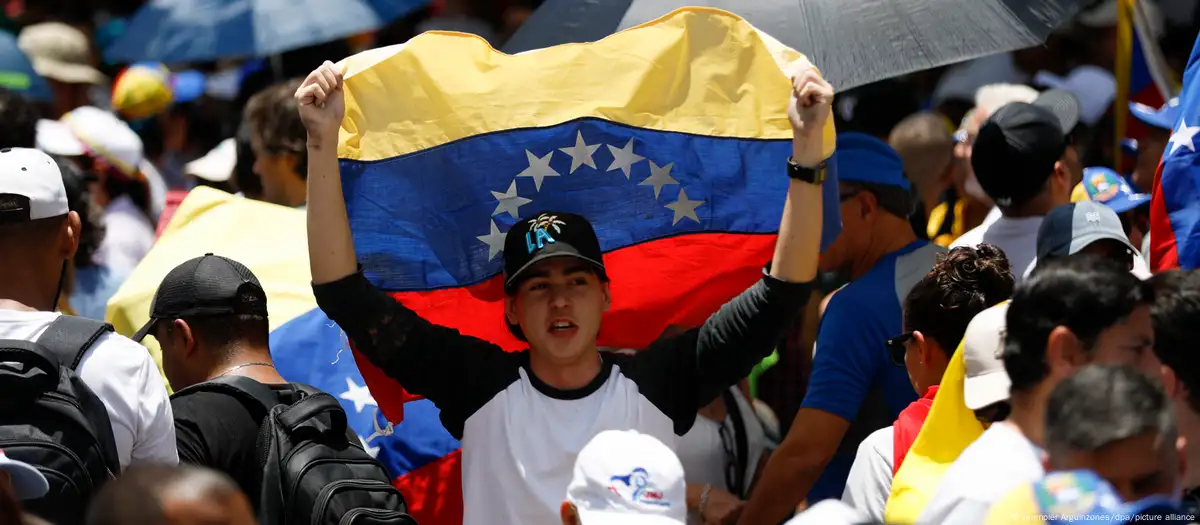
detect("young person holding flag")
[297,55,831,525]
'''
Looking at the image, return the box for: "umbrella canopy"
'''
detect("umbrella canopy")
[105,0,430,64]
[0,30,50,101]
[106,186,316,385]
[504,0,1091,91]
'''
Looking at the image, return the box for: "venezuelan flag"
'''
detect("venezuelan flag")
[1150,32,1200,272]
[331,7,842,523]
[1114,0,1178,172]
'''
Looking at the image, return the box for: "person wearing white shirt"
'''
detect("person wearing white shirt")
[0,148,177,472]
[950,90,1084,282]
[916,257,1156,525]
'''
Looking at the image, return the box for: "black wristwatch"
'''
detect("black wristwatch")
[787,157,828,185]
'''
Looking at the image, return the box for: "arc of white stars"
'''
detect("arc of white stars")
[606,139,645,179]
[559,131,601,173]
[665,188,705,226]
[340,377,377,413]
[477,219,506,261]
[1168,118,1200,156]
[491,180,532,219]
[639,160,679,199]
[517,149,560,191]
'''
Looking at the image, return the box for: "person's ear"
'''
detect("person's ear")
[914,331,933,365]
[560,501,581,525]
[172,319,198,358]
[1177,434,1188,481]
[1046,325,1086,377]
[61,211,81,261]
[1160,365,1184,400]
[856,191,877,220]
[504,295,519,326]
[601,281,612,313]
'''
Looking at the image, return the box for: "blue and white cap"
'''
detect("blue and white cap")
[1130,97,1181,131]
[1032,470,1187,524]
[566,430,686,525]
[1083,167,1150,214]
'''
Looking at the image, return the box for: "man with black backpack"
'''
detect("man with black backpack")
[134,254,414,525]
[0,147,178,525]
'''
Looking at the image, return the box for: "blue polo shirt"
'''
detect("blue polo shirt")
[801,240,944,502]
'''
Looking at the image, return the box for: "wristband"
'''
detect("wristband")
[787,156,828,185]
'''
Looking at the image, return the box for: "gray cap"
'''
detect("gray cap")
[1036,201,1137,259]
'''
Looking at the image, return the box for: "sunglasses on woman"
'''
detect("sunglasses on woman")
[886,331,913,367]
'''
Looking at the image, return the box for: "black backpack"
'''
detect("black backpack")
[0,316,122,525]
[173,375,416,525]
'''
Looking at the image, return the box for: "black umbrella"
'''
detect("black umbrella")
[504,0,1089,91]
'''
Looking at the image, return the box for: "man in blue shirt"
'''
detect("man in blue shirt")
[740,133,945,525]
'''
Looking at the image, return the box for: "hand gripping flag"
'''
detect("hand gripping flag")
[1150,31,1200,271]
[333,7,843,523]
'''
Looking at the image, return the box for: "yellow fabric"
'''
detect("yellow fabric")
[105,187,318,389]
[985,483,1046,525]
[1071,181,1091,203]
[884,324,989,523]
[111,64,174,120]
[334,7,836,163]
[927,199,968,248]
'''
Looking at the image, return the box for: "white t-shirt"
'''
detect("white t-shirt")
[0,309,178,468]
[1024,251,1152,280]
[950,214,1043,283]
[841,426,894,522]
[915,422,1045,525]
[95,195,156,277]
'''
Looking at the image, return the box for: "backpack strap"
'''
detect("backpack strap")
[35,316,114,371]
[722,387,750,498]
[172,375,283,418]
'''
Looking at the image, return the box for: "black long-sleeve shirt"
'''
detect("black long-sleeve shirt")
[312,267,811,524]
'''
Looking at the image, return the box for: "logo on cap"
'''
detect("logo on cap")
[525,213,566,254]
[609,468,670,508]
[1087,170,1122,202]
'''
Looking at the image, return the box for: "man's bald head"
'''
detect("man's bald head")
[86,464,256,525]
[889,112,954,195]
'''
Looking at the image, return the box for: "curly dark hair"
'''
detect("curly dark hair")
[903,243,1015,354]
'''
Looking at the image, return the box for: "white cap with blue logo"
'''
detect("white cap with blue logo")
[566,430,686,525]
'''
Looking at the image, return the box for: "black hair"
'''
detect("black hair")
[167,313,270,358]
[904,243,1014,354]
[1004,255,1153,393]
[1045,364,1174,462]
[0,88,39,149]
[85,463,244,525]
[51,155,106,269]
[234,124,262,199]
[842,180,914,220]
[1149,270,1200,413]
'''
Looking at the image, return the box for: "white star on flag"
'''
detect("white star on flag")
[517,150,560,191]
[559,131,601,173]
[477,219,506,261]
[339,377,377,413]
[491,180,532,219]
[358,435,380,458]
[1168,119,1200,156]
[606,139,645,179]
[665,188,705,225]
[639,160,679,199]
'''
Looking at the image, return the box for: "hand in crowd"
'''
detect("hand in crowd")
[701,487,744,525]
[784,56,833,167]
[295,60,346,149]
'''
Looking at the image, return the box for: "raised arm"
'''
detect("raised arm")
[296,60,357,285]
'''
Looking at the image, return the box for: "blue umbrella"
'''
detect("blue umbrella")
[0,30,51,101]
[105,0,429,64]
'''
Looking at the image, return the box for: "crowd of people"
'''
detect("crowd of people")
[1,0,1200,524]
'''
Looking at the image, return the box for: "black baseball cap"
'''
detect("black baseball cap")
[132,254,268,342]
[971,89,1081,208]
[503,211,606,294]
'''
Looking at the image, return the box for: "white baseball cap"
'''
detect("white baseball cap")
[963,302,1013,411]
[566,430,686,525]
[0,147,68,223]
[184,138,237,182]
[0,449,49,500]
[61,106,145,178]
[36,119,86,157]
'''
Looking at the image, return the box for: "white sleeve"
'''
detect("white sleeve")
[77,334,178,468]
[841,428,893,523]
[917,497,993,525]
